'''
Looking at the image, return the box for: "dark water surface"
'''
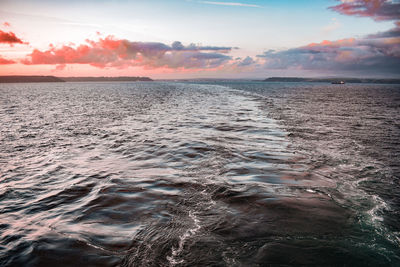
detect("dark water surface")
[1,81,399,266]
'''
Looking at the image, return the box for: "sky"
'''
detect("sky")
[0,0,399,79]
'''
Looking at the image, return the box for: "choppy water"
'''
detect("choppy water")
[1,81,399,266]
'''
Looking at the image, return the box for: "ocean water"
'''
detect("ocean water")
[0,81,399,266]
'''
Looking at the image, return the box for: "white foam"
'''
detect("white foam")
[367,194,388,223]
[167,211,201,266]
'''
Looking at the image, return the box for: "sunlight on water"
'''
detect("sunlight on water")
[1,81,399,266]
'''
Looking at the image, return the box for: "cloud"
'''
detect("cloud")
[255,0,400,77]
[329,0,400,21]
[197,1,261,8]
[249,1,400,76]
[236,56,256,67]
[21,36,233,70]
[367,21,400,38]
[0,55,16,64]
[257,23,400,75]
[171,41,232,51]
[0,30,26,45]
[3,22,11,27]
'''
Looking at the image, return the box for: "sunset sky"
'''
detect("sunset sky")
[0,0,399,79]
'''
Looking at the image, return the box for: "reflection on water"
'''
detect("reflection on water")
[0,81,399,266]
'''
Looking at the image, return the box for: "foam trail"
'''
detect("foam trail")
[167,211,201,266]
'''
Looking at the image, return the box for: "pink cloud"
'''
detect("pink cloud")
[257,23,400,76]
[0,55,16,64]
[306,38,356,48]
[330,0,400,21]
[3,22,11,27]
[21,36,233,70]
[0,30,26,45]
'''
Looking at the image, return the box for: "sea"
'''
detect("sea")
[1,81,399,266]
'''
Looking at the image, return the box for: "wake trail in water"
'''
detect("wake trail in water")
[1,82,399,266]
[167,211,201,266]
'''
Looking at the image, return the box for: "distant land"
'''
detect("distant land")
[1,76,399,84]
[0,76,153,83]
[0,76,65,83]
[264,77,400,84]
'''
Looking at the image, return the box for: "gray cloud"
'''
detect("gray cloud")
[257,28,400,76]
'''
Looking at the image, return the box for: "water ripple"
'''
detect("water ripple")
[1,82,399,266]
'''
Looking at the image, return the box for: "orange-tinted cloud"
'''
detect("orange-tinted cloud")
[0,30,25,45]
[255,1,400,77]
[330,0,400,21]
[0,55,16,64]
[3,22,11,27]
[22,36,233,70]
[307,38,356,48]
[257,24,400,75]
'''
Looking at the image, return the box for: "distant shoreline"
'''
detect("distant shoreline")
[0,76,65,83]
[1,75,400,84]
[263,77,400,84]
[0,76,153,83]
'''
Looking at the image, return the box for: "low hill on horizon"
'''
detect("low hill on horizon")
[0,76,153,83]
[0,76,65,83]
[264,77,400,84]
